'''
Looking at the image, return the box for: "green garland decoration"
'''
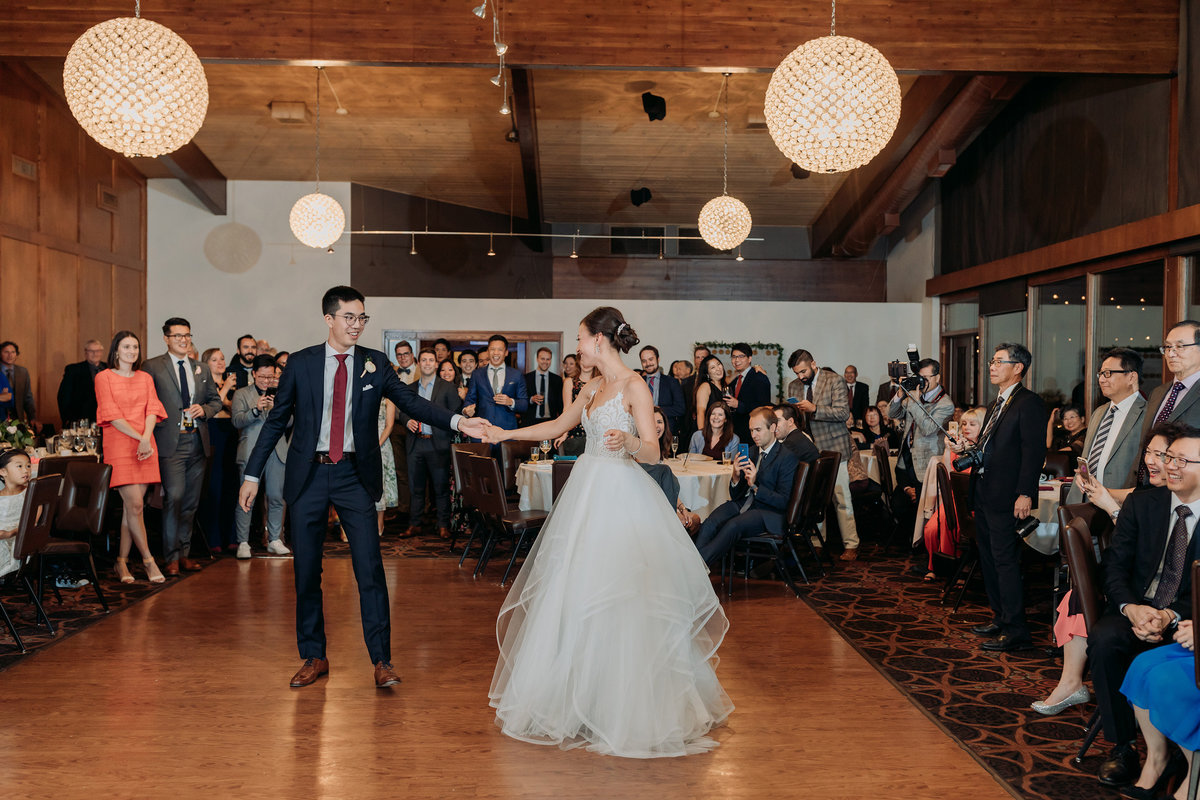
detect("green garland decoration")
[698,341,787,401]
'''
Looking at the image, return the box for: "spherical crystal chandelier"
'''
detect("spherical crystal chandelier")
[764,0,901,174]
[698,74,752,251]
[62,1,208,158]
[290,68,345,250]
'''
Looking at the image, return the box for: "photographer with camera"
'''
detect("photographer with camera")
[232,353,290,559]
[950,343,1047,652]
[888,355,954,539]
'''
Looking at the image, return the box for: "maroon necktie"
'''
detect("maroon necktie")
[734,374,743,398]
[329,353,349,463]
[1154,381,1186,426]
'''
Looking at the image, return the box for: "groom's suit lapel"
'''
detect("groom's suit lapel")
[350,348,366,423]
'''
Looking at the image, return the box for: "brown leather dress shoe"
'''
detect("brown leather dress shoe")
[374,661,401,688]
[290,657,329,688]
[839,548,859,562]
[163,560,180,577]
[397,526,421,539]
[437,527,452,539]
[179,558,202,572]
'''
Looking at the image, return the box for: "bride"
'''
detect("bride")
[484,307,733,758]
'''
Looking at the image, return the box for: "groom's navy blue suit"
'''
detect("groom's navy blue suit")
[244,342,455,664]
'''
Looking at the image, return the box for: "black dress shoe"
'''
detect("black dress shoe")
[1099,742,1140,787]
[970,622,1001,636]
[981,633,1033,652]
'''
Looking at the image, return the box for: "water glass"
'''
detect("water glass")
[530,447,540,463]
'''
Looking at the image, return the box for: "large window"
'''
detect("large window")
[1033,277,1086,411]
[1095,261,1164,399]
[982,311,1027,402]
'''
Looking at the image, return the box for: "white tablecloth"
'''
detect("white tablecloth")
[517,457,734,521]
[859,450,897,486]
[1023,481,1064,555]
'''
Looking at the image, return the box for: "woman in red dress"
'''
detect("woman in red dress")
[95,331,167,584]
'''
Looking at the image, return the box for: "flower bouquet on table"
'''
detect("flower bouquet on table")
[0,418,35,451]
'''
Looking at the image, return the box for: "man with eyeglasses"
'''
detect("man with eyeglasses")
[238,286,490,690]
[1066,347,1146,505]
[1086,425,1200,788]
[957,342,1047,652]
[1130,320,1200,482]
[143,317,224,576]
[726,343,772,442]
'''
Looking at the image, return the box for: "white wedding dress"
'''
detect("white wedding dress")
[489,390,733,758]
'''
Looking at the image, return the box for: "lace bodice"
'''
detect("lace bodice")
[581,391,635,459]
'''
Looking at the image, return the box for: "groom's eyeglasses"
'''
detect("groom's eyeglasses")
[336,313,370,326]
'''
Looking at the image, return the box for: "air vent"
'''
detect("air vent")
[269,101,310,123]
[96,185,118,212]
[609,227,663,256]
[11,155,36,181]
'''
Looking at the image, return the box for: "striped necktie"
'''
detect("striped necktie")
[1086,405,1118,479]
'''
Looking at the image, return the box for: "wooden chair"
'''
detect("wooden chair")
[449,443,489,552]
[941,470,979,612]
[36,453,99,478]
[451,445,488,564]
[551,459,575,503]
[1042,451,1075,479]
[467,454,547,586]
[499,439,539,498]
[8,475,65,635]
[1061,516,1106,765]
[55,461,114,543]
[725,461,812,597]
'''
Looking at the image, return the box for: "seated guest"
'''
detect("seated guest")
[773,404,819,464]
[0,448,32,579]
[1119,618,1197,800]
[1032,425,1178,715]
[653,406,675,458]
[693,406,799,565]
[640,345,685,435]
[1088,424,1200,788]
[522,346,563,427]
[56,339,106,423]
[726,343,772,442]
[231,354,290,558]
[851,406,901,450]
[693,355,729,434]
[689,401,740,459]
[463,334,528,432]
[918,407,984,581]
[1048,404,1088,456]
[398,347,462,538]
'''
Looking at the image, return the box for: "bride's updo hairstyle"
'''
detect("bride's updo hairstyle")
[582,306,640,354]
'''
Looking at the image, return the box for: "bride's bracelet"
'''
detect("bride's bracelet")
[626,437,642,457]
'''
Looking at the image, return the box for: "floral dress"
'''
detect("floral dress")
[376,400,398,512]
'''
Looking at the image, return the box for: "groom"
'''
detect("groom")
[239,286,490,689]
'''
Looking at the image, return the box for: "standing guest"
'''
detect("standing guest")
[888,358,955,537]
[438,358,462,392]
[390,340,417,516]
[674,359,698,442]
[877,376,899,404]
[725,343,772,442]
[0,448,34,580]
[432,338,452,364]
[0,367,11,419]
[463,334,528,431]
[275,351,290,370]
[844,365,871,423]
[376,396,398,535]
[693,345,711,375]
[693,406,799,565]
[256,339,273,356]
[199,347,239,555]
[143,317,223,577]
[639,345,685,436]
[398,348,462,538]
[393,341,417,384]
[693,355,728,435]
[555,353,592,455]
[238,286,488,688]
[56,339,106,424]
[773,404,820,464]
[1066,347,1146,506]
[951,343,1047,652]
[1129,319,1200,484]
[560,354,579,401]
[457,350,477,397]
[95,331,167,584]
[1085,425,1200,787]
[0,341,35,423]
[671,360,693,382]
[1047,404,1088,456]
[225,334,258,389]
[231,354,290,558]
[688,400,740,459]
[522,347,563,427]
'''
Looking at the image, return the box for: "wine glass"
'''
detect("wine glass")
[540,439,551,461]
[84,434,97,454]
[670,439,679,459]
[60,432,75,453]
[73,436,86,453]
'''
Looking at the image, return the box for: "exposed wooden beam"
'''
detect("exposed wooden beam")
[509,68,544,251]
[0,1,1178,75]
[156,142,227,215]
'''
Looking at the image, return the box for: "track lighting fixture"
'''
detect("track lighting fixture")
[495,41,508,56]
[487,233,496,256]
[409,234,417,255]
[472,2,487,18]
[500,97,510,115]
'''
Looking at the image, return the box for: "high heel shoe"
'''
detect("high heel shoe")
[1031,685,1090,715]
[1119,748,1187,799]
[114,557,134,584]
[143,558,165,584]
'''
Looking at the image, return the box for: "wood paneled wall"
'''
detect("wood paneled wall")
[0,61,146,427]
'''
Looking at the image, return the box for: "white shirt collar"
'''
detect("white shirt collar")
[1168,493,1200,523]
[759,440,774,457]
[1108,392,1139,414]
[325,342,356,360]
[996,382,1020,404]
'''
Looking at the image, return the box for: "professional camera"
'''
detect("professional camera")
[887,344,927,393]
[952,447,985,472]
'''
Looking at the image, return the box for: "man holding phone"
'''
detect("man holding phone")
[693,406,799,565]
[1066,347,1145,505]
[231,354,290,558]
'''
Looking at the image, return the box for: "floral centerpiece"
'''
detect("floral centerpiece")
[0,418,36,451]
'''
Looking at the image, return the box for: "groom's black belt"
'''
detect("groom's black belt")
[313,451,356,464]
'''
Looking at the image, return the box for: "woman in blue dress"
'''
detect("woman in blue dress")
[1120,618,1197,799]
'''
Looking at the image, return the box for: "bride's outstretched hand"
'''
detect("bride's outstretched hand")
[459,416,493,441]
[480,423,509,444]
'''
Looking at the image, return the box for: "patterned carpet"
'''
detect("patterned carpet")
[795,550,1125,800]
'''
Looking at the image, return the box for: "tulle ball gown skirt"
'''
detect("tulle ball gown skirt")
[488,452,734,758]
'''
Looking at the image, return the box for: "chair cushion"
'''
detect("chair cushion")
[42,537,90,555]
[501,510,547,531]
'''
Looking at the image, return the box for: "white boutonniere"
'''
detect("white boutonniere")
[362,384,374,391]
[194,365,202,376]
[360,357,376,379]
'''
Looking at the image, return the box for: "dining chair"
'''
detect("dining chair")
[1061,516,1106,765]
[467,454,547,586]
[871,438,901,550]
[1042,451,1075,480]
[452,445,487,565]
[450,443,489,553]
[36,453,99,478]
[941,470,979,612]
[724,460,812,597]
[550,459,575,503]
[9,475,65,635]
[798,452,841,573]
[499,439,539,499]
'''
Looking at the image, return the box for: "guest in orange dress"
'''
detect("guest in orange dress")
[95,330,168,584]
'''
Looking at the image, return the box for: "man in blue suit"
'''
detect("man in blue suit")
[463,334,529,431]
[640,345,685,435]
[693,406,800,565]
[238,286,489,690]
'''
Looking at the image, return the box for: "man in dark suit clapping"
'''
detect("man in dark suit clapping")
[238,286,489,690]
[521,347,563,427]
[398,348,463,539]
[956,342,1047,652]
[56,339,106,423]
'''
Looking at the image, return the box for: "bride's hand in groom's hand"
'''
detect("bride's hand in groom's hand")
[458,416,492,441]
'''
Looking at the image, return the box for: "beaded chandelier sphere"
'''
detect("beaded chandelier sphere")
[289,193,345,250]
[764,34,901,174]
[63,14,208,158]
[698,195,752,251]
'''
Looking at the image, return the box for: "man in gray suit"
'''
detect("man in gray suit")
[1068,348,1146,504]
[143,317,223,575]
[1127,320,1200,485]
[397,347,463,539]
[231,354,290,559]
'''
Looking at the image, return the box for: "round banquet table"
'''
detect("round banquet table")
[516,456,733,521]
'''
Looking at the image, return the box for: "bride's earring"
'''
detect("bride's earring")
[594,339,600,355]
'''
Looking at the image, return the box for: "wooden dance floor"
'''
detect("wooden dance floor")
[4,557,1015,800]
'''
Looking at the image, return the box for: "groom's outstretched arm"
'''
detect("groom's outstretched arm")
[383,364,459,431]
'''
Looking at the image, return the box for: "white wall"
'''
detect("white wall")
[148,179,923,393]
[886,204,939,359]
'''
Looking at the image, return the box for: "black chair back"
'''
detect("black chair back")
[13,475,63,561]
[551,459,575,503]
[807,453,841,522]
[934,463,958,533]
[784,461,813,530]
[468,454,509,517]
[1057,501,1115,551]
[37,454,98,478]
[947,471,976,543]
[499,439,539,494]
[451,443,488,502]
[55,461,113,535]
[1062,517,1104,631]
[872,439,895,500]
[1043,451,1075,479]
